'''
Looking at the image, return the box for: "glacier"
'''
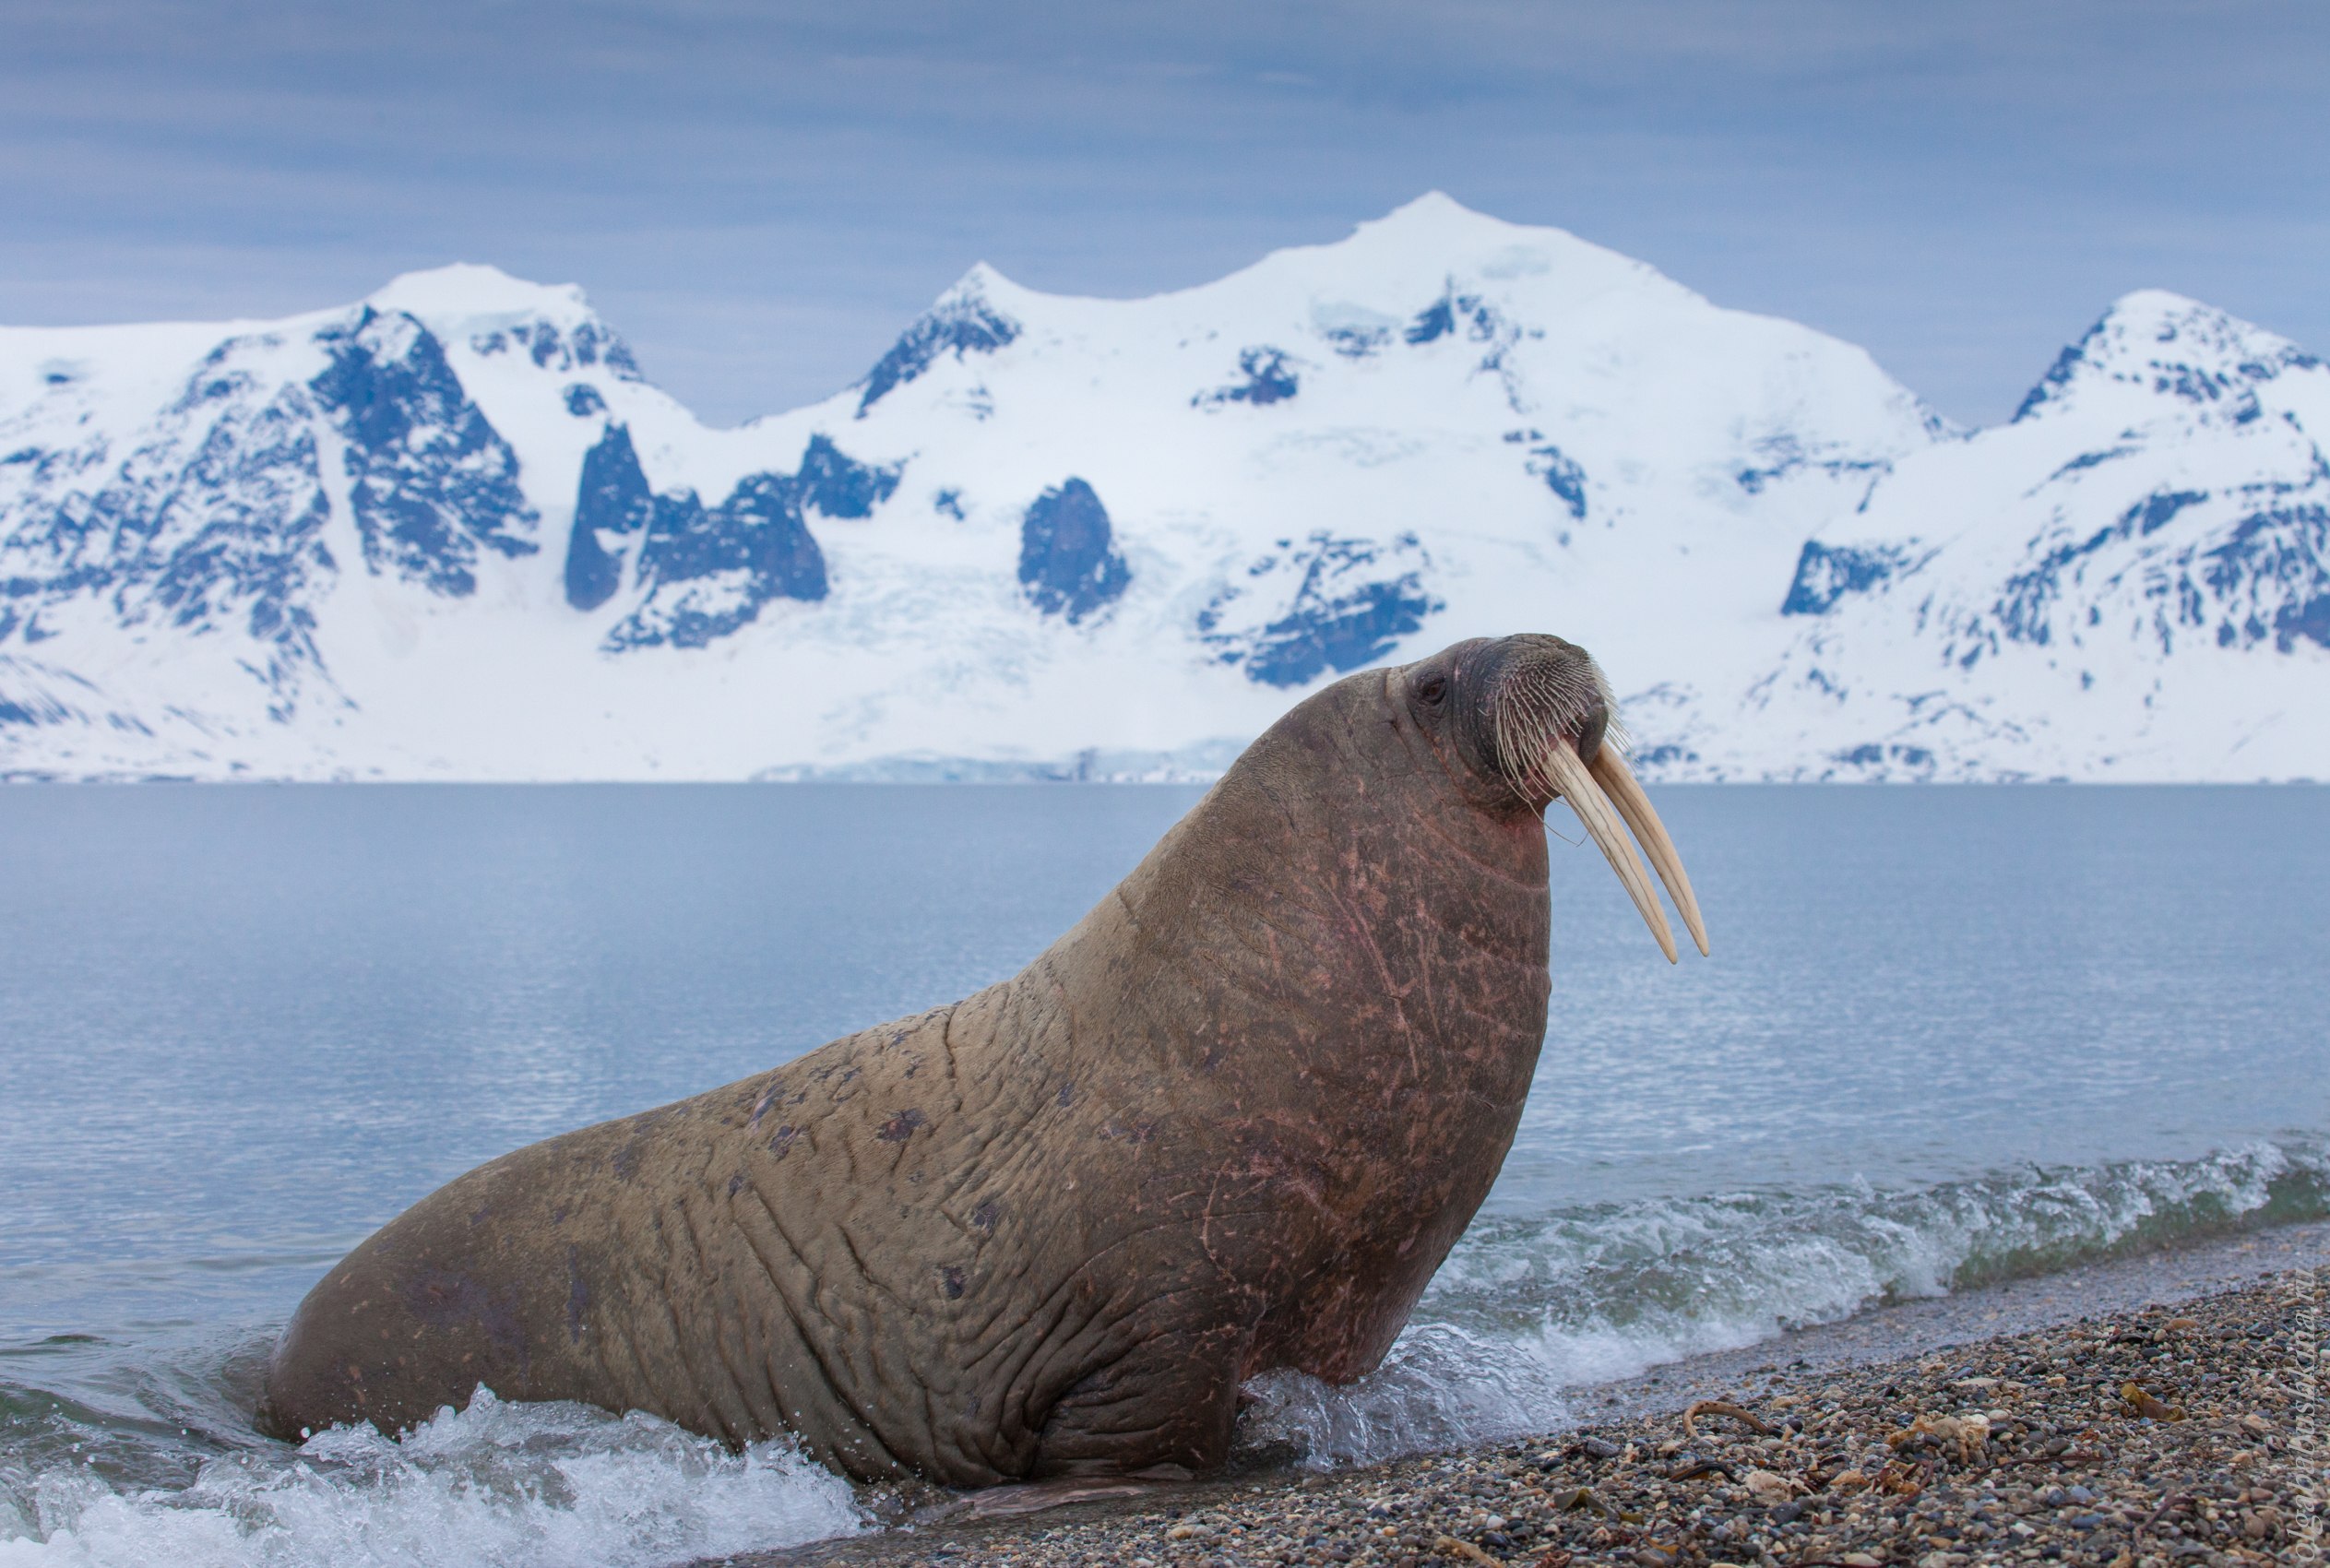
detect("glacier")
[1,194,2323,781]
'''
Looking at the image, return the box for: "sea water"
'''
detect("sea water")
[1,785,2324,1562]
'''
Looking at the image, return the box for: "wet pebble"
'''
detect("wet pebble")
[760,1268,2326,1568]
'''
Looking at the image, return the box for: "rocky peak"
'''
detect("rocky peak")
[2014,290,2323,423]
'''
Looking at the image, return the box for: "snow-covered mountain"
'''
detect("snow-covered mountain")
[1726,291,2330,779]
[2,194,2323,780]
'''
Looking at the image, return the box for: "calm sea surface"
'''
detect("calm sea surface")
[2,785,2324,1564]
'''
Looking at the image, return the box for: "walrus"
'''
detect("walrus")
[256,633,1706,1486]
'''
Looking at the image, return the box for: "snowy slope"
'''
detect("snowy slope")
[1,196,2321,780]
[1721,291,2330,780]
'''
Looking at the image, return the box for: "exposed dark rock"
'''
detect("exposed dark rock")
[1018,479,1130,624]
[578,429,870,646]
[1195,348,1300,408]
[1322,323,1389,359]
[1407,296,1456,345]
[310,308,539,599]
[1199,533,1440,687]
[2014,299,2321,422]
[1782,540,1912,616]
[1528,444,1589,521]
[606,471,830,650]
[858,290,1021,415]
[474,318,643,379]
[1406,286,1499,347]
[2209,502,2330,651]
[564,423,654,612]
[0,335,341,714]
[797,434,901,518]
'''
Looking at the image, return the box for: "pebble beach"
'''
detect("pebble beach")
[750,1253,2326,1568]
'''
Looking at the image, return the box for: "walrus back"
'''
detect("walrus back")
[256,985,1164,1482]
[256,1094,732,1442]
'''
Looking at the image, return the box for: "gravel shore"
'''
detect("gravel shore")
[746,1259,2325,1568]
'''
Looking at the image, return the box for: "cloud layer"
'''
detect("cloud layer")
[3,0,2324,424]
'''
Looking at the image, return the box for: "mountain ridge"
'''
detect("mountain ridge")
[2,195,2323,781]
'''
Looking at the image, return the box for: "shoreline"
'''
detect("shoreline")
[743,1222,2330,1567]
[1577,1219,2330,1428]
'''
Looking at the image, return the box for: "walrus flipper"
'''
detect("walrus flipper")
[1029,1313,1255,1478]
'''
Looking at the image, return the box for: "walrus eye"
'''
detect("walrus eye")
[1415,674,1446,707]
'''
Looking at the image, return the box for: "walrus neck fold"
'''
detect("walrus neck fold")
[1023,667,1555,1380]
[1045,669,1551,1093]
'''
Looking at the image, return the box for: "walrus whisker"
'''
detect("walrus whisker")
[1492,670,1562,782]
[1588,746,1709,957]
[1494,688,1532,793]
[1492,687,1521,790]
[1539,733,1679,964]
[1489,651,1690,951]
[1501,680,1573,802]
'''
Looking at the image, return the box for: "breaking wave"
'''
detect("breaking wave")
[0,1387,864,1568]
[6,1141,2324,1548]
[1240,1136,2329,1467]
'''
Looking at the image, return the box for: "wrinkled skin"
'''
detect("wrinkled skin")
[257,635,1602,1485]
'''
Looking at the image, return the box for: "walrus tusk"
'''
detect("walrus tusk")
[1540,735,1678,964]
[1588,746,1709,957]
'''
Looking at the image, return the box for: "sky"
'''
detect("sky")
[3,0,2324,428]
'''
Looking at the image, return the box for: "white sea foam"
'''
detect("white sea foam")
[0,1389,865,1568]
[1240,1324,1575,1469]
[1239,1137,2328,1467]
[6,1142,2324,1529]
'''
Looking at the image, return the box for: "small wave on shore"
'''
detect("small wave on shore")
[0,1386,863,1568]
[4,1139,2322,1557]
[1240,1135,2328,1467]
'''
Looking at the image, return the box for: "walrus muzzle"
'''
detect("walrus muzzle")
[1484,644,1709,964]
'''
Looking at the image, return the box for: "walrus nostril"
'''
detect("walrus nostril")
[1573,702,1609,765]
